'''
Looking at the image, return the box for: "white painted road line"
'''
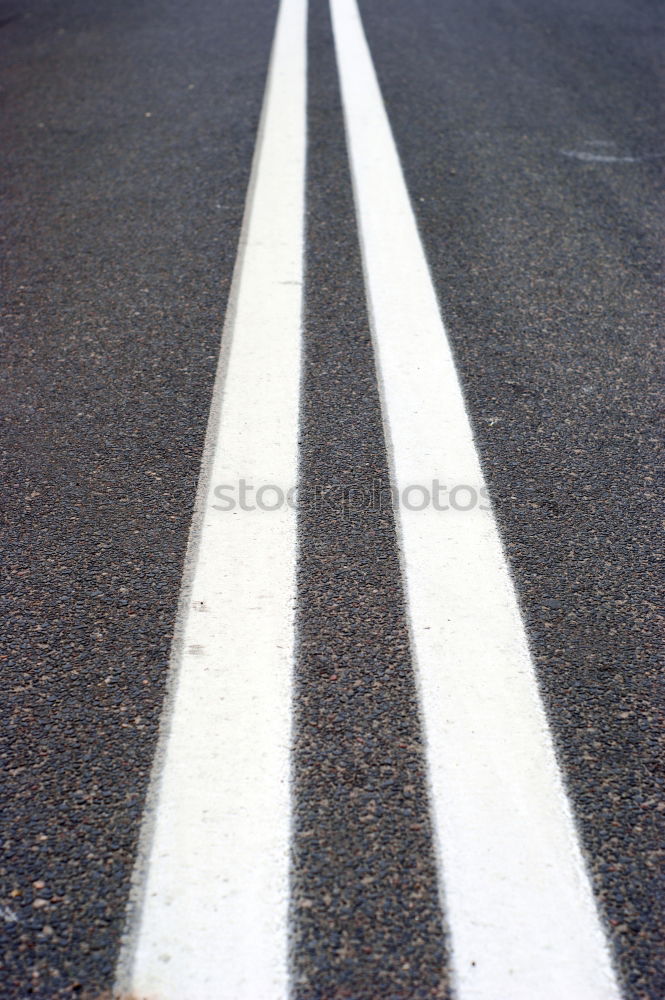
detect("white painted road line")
[329,1,622,998]
[114,0,306,997]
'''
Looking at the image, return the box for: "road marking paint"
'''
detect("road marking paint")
[114,0,306,996]
[561,148,665,163]
[329,1,622,997]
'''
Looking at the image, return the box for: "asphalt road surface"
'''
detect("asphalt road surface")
[1,0,663,997]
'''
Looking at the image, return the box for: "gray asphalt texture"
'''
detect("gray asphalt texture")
[1,0,278,995]
[359,0,665,996]
[2,0,664,997]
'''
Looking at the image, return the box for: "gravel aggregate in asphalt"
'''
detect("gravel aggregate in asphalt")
[1,0,663,995]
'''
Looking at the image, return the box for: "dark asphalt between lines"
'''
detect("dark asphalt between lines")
[292,1,449,996]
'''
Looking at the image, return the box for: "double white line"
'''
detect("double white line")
[115,1,621,998]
